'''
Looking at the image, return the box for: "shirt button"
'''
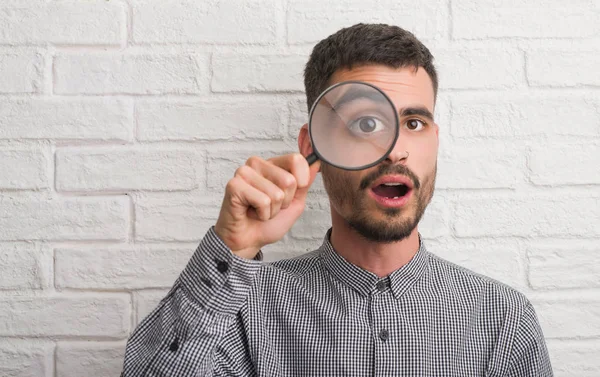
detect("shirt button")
[169,337,179,352]
[216,260,229,273]
[376,280,387,292]
[379,329,390,342]
[200,277,212,288]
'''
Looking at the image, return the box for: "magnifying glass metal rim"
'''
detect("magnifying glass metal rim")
[306,80,400,171]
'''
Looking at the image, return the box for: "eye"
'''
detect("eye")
[347,116,386,136]
[405,119,426,131]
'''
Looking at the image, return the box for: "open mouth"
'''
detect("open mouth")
[368,176,414,207]
[371,182,410,199]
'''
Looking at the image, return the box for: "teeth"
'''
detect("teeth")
[382,182,402,186]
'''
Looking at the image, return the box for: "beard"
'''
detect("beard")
[321,162,437,243]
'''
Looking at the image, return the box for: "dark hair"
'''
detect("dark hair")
[303,23,438,112]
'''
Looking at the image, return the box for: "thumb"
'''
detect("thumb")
[307,159,321,186]
[296,160,321,200]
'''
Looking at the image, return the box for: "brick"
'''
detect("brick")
[287,0,446,44]
[433,96,450,131]
[0,0,124,45]
[452,0,600,39]
[0,98,132,141]
[55,246,194,289]
[418,194,451,239]
[528,246,600,290]
[56,147,199,192]
[534,299,600,338]
[288,97,309,139]
[450,93,600,138]
[529,144,600,186]
[56,342,126,377]
[0,148,49,190]
[212,53,306,92]
[0,52,43,93]
[303,191,332,211]
[0,294,130,337]
[0,196,128,241]
[289,207,331,240]
[453,195,600,238]
[0,243,51,290]
[54,53,206,95]
[437,140,523,189]
[430,241,527,292]
[133,0,278,44]
[547,340,600,377]
[0,340,53,377]
[137,98,284,141]
[134,290,169,325]
[528,49,600,87]
[433,47,523,90]
[135,194,220,242]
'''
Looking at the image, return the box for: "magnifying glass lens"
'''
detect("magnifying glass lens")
[309,82,398,170]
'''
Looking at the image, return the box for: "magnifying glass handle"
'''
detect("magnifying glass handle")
[305,153,318,166]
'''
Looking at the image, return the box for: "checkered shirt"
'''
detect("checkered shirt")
[121,227,553,376]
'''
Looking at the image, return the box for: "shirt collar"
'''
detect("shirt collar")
[318,228,430,300]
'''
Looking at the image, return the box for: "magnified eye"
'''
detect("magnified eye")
[406,119,425,131]
[348,116,386,136]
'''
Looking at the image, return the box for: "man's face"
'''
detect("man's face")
[319,65,439,243]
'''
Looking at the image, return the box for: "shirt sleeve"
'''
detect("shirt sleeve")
[507,301,554,376]
[120,226,263,377]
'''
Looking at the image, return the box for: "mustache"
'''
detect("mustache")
[359,164,421,191]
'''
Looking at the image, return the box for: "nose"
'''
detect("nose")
[384,139,410,165]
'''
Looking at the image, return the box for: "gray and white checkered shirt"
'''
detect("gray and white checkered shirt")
[121,227,553,376]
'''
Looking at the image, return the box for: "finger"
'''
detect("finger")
[227,176,272,221]
[267,153,310,188]
[235,165,285,218]
[246,156,298,210]
[295,159,320,202]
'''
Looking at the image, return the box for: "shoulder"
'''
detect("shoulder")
[247,248,330,303]
[426,252,532,313]
[256,248,323,280]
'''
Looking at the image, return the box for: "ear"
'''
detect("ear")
[298,123,313,157]
[298,123,320,172]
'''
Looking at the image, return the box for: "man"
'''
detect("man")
[121,23,553,376]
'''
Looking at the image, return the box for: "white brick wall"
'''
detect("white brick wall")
[0,0,598,375]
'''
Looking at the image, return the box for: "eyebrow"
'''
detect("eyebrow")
[400,107,434,121]
[329,88,435,121]
[331,88,389,110]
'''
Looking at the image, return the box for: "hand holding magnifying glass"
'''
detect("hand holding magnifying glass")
[214,81,399,259]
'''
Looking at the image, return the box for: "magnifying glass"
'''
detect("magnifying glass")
[305,81,399,171]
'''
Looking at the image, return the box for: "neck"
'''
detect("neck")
[329,211,420,278]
